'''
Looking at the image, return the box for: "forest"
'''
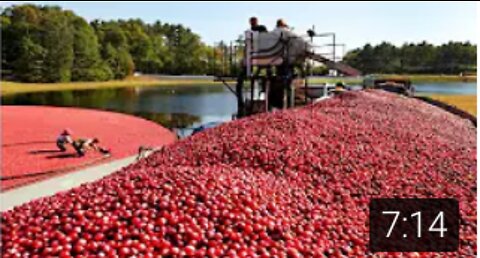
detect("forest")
[343,41,476,75]
[1,4,477,83]
[1,4,215,82]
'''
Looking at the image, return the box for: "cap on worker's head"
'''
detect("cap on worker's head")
[62,128,72,135]
[249,16,258,24]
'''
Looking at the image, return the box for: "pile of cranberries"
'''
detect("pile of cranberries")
[2,90,476,257]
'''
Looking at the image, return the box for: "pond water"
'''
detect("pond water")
[414,82,477,95]
[2,85,237,136]
[2,82,476,134]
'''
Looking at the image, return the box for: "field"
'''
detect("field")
[425,94,477,116]
[1,76,220,96]
[309,77,363,84]
[1,106,176,190]
[310,74,476,84]
[374,74,476,83]
[2,74,476,96]
[2,90,476,256]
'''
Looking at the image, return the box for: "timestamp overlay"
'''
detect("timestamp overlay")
[369,198,459,252]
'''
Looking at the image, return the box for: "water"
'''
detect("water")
[1,85,237,134]
[414,82,477,95]
[1,82,476,133]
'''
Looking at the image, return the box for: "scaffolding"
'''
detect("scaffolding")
[213,28,361,118]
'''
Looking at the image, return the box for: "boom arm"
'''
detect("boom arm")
[308,53,361,76]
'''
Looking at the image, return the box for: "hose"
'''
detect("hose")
[1,154,111,181]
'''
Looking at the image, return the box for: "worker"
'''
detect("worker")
[249,17,267,32]
[335,82,346,91]
[73,138,110,157]
[236,17,267,116]
[274,19,290,32]
[56,129,74,152]
[332,82,347,95]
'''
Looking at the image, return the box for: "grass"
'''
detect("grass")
[309,77,363,85]
[304,74,476,85]
[1,76,221,96]
[374,74,477,83]
[424,94,477,116]
[2,74,476,96]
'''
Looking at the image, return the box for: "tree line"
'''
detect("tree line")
[343,41,476,75]
[1,4,215,82]
[1,4,477,83]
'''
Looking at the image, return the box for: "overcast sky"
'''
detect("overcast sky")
[1,1,477,52]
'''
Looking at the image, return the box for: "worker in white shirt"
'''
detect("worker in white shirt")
[56,129,74,152]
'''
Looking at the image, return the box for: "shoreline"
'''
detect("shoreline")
[2,74,476,96]
[373,74,477,83]
[1,77,222,96]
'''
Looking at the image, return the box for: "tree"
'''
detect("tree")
[41,6,74,82]
[117,19,159,73]
[400,41,436,73]
[344,41,476,74]
[373,42,400,73]
[93,21,134,79]
[1,15,12,76]
[13,36,45,82]
[434,41,476,74]
[71,16,112,81]
[2,4,45,82]
[2,4,216,81]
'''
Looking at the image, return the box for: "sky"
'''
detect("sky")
[1,1,477,53]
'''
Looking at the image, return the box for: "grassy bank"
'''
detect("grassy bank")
[375,74,477,83]
[2,74,476,96]
[309,77,363,84]
[310,74,476,85]
[1,76,221,96]
[425,94,477,116]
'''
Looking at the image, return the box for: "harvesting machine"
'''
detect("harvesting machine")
[213,28,361,118]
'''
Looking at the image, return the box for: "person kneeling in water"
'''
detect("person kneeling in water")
[73,138,110,157]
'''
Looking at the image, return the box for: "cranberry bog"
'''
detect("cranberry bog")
[1,90,476,257]
[1,106,177,191]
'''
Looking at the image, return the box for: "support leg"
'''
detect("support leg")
[236,76,245,117]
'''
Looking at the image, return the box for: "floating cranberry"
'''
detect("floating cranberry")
[1,91,475,257]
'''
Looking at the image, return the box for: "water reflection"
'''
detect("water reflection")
[2,82,475,130]
[133,111,201,129]
[2,85,237,130]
